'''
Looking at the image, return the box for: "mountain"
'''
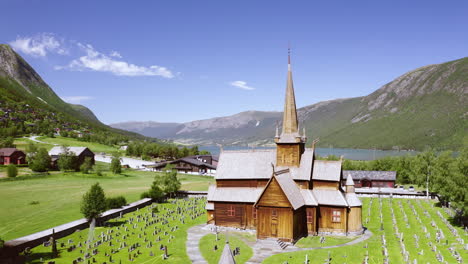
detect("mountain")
[112,57,468,150]
[0,44,145,141]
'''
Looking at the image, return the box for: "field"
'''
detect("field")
[26,198,206,264]
[263,198,467,263]
[36,136,121,154]
[0,163,214,241]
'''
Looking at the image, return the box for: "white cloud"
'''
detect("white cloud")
[109,51,122,58]
[9,33,67,57]
[61,96,94,104]
[60,44,174,78]
[230,81,255,90]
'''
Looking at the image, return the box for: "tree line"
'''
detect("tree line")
[125,142,209,160]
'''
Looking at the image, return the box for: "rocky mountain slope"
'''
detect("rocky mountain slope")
[112,57,468,150]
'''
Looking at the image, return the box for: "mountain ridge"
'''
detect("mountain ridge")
[111,57,468,150]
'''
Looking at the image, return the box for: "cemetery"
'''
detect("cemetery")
[23,197,206,263]
[10,196,465,264]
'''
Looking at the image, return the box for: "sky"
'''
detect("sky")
[1,0,467,124]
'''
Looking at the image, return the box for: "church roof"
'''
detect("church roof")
[207,185,263,203]
[345,193,362,207]
[219,242,236,264]
[215,149,314,181]
[312,160,342,182]
[274,171,305,210]
[345,174,355,186]
[300,189,318,206]
[312,189,348,207]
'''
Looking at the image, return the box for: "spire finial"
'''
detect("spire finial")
[275,121,279,138]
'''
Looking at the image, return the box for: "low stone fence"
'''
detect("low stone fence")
[1,198,152,259]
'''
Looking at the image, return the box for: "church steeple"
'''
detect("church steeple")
[275,48,306,167]
[282,47,299,135]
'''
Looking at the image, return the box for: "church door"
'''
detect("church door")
[271,209,278,237]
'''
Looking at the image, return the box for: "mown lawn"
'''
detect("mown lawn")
[295,235,357,248]
[26,198,206,264]
[0,165,214,241]
[199,233,253,264]
[263,198,468,263]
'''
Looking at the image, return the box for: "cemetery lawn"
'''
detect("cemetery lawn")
[263,198,468,264]
[0,164,214,241]
[26,198,206,264]
[199,233,253,264]
[295,235,357,248]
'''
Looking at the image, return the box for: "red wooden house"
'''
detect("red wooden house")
[0,148,26,165]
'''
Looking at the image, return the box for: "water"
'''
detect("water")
[199,145,418,160]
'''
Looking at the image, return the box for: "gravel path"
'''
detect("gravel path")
[187,224,374,263]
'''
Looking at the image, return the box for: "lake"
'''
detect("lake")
[199,145,418,160]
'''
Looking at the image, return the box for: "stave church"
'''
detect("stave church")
[206,51,363,242]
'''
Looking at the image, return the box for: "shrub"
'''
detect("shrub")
[106,196,127,209]
[110,156,122,174]
[7,164,17,178]
[28,148,51,172]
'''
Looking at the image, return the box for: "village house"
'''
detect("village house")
[342,170,397,188]
[0,148,27,165]
[146,155,217,175]
[48,146,95,169]
[206,52,363,242]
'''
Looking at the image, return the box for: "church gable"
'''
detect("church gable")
[256,177,292,208]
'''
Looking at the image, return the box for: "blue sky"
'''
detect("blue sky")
[1,0,467,124]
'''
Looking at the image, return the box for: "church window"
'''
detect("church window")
[272,209,278,218]
[332,210,341,223]
[227,205,235,217]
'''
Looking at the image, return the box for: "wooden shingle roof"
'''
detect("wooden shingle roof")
[312,189,348,207]
[312,160,342,182]
[215,149,314,181]
[274,171,305,210]
[207,185,263,203]
[345,193,362,207]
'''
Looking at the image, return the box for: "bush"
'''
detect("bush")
[106,196,127,209]
[110,156,122,174]
[95,166,103,176]
[7,164,17,178]
[28,148,51,172]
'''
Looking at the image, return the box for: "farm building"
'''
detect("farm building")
[206,52,363,242]
[0,148,26,165]
[146,156,217,175]
[342,170,396,188]
[48,146,95,169]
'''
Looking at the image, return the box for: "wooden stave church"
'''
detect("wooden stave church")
[206,52,363,242]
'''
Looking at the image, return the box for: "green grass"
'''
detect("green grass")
[37,136,121,154]
[263,198,468,263]
[295,235,357,248]
[0,167,213,240]
[14,137,54,151]
[26,198,206,264]
[199,233,253,264]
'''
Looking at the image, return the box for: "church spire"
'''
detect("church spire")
[280,47,300,137]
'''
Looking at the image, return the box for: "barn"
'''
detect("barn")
[0,148,26,165]
[48,146,95,169]
[342,170,397,188]
[206,52,363,242]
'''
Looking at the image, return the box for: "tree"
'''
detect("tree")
[28,148,51,172]
[161,164,181,198]
[80,183,107,220]
[80,157,93,174]
[0,137,15,148]
[7,164,17,178]
[106,196,127,209]
[142,175,165,201]
[57,146,78,171]
[110,155,122,174]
